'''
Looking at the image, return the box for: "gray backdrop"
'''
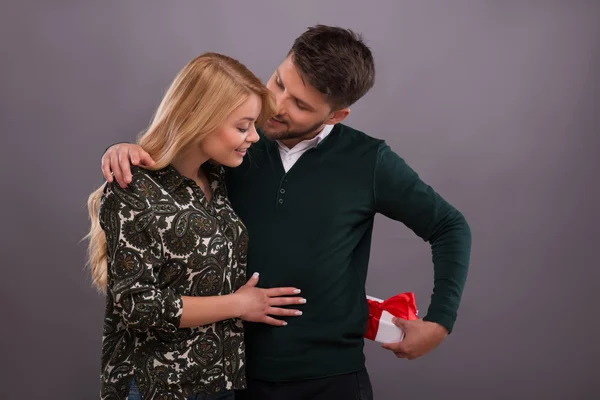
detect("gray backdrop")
[1,1,599,399]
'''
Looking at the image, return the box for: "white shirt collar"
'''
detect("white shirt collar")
[277,124,334,153]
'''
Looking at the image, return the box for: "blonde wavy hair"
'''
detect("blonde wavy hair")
[85,52,276,293]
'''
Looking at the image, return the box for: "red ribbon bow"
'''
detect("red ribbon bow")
[365,292,419,341]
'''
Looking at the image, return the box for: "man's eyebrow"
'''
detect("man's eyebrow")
[276,69,316,112]
[295,98,314,111]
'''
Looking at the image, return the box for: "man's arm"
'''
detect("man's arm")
[373,142,472,358]
[101,129,270,187]
[101,143,155,187]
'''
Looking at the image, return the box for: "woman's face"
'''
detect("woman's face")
[200,94,261,167]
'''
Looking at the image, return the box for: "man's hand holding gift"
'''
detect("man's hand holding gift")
[365,292,448,360]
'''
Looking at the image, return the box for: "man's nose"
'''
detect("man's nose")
[274,92,287,117]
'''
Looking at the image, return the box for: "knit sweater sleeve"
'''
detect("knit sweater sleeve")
[373,142,471,333]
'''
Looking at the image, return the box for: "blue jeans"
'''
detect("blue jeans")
[128,378,235,400]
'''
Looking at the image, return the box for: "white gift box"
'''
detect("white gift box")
[366,295,406,343]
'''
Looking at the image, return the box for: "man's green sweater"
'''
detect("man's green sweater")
[226,123,471,381]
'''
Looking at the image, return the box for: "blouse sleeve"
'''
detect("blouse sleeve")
[99,170,183,333]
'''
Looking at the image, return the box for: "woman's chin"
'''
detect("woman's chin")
[218,157,244,168]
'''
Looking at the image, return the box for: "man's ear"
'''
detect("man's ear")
[324,108,351,125]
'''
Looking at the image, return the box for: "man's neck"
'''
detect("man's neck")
[279,125,326,149]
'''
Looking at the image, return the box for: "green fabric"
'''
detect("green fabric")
[225,123,471,381]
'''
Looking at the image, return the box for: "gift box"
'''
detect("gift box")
[365,292,419,343]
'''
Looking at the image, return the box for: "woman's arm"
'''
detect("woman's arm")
[180,272,305,328]
[101,173,304,332]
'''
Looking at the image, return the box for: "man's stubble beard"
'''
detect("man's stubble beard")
[260,119,328,141]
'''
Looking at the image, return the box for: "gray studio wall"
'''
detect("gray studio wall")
[1,1,599,399]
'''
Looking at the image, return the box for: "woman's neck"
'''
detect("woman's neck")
[171,150,213,201]
[171,149,209,184]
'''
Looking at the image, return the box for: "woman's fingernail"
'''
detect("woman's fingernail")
[295,311,303,316]
[282,321,288,326]
[299,298,307,304]
[293,289,301,294]
[253,272,259,278]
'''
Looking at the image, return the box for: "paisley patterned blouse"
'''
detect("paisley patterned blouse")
[98,164,248,399]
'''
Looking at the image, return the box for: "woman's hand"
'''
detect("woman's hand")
[234,273,306,326]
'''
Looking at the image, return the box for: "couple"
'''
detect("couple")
[87,25,472,400]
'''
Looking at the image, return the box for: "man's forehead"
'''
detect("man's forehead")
[275,57,329,107]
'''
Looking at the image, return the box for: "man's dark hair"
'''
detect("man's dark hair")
[288,25,375,109]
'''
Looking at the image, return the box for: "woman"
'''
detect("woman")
[86,53,305,400]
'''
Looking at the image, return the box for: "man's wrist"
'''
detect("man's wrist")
[427,320,449,335]
[423,309,455,334]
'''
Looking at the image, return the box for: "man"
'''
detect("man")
[101,25,471,400]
